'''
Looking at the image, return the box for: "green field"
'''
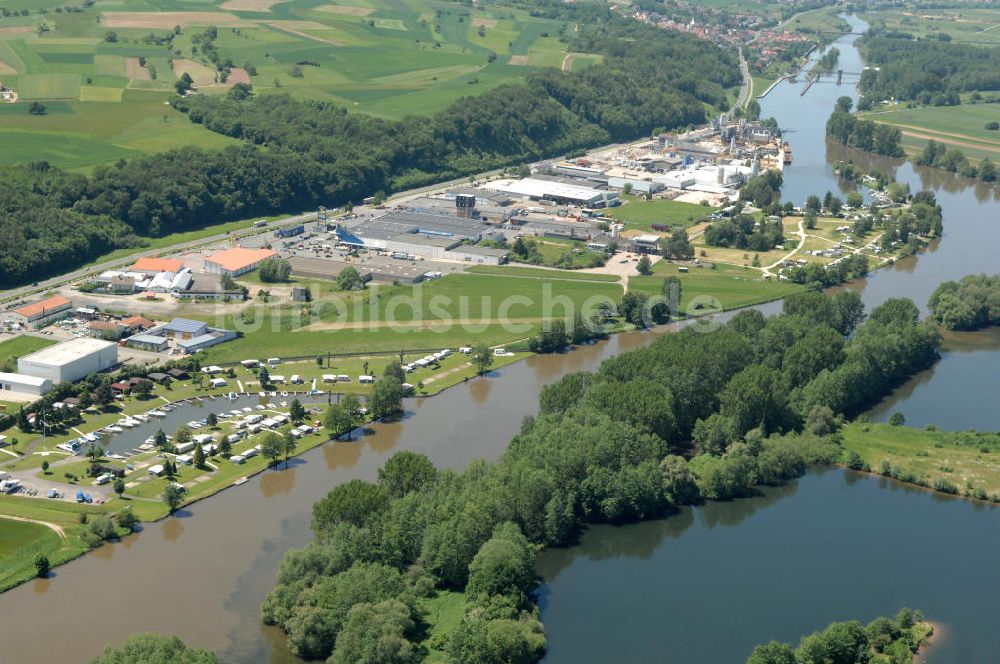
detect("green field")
[194,272,623,362]
[608,197,718,232]
[467,265,621,282]
[629,261,802,313]
[0,0,588,170]
[0,496,101,592]
[862,8,1000,47]
[860,104,1000,162]
[0,335,57,364]
[842,422,1000,499]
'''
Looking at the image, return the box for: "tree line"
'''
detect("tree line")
[259,289,941,663]
[747,607,932,664]
[916,140,998,183]
[0,13,736,288]
[858,33,1000,108]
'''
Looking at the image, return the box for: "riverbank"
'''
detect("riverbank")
[841,421,1000,503]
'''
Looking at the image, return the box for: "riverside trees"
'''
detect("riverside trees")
[262,291,942,663]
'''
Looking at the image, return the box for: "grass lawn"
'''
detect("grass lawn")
[629,262,802,313]
[0,494,103,592]
[467,265,621,282]
[0,335,57,363]
[608,197,717,232]
[841,422,1000,498]
[419,590,467,664]
[194,273,623,361]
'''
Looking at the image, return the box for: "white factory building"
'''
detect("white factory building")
[483,178,619,208]
[18,338,118,385]
[0,372,51,397]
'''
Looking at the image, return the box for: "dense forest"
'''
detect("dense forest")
[928,273,1000,330]
[746,608,932,664]
[261,291,941,663]
[857,34,1000,108]
[0,11,737,288]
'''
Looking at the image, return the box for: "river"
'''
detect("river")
[1,13,998,664]
[537,14,1000,664]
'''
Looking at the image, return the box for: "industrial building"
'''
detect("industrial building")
[483,178,619,208]
[204,247,277,277]
[131,257,184,273]
[17,338,118,385]
[124,318,237,354]
[336,210,508,265]
[2,295,73,330]
[94,265,194,295]
[0,372,51,397]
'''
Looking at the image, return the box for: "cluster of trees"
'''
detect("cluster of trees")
[527,315,602,353]
[826,101,904,157]
[785,254,869,288]
[704,213,784,252]
[858,34,1000,107]
[263,290,942,663]
[258,257,292,283]
[747,608,931,664]
[928,273,1000,330]
[89,634,218,664]
[916,140,997,182]
[739,171,784,209]
[817,47,840,70]
[0,13,737,288]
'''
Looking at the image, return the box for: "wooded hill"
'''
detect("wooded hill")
[0,14,737,288]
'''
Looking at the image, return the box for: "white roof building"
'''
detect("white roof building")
[18,338,118,385]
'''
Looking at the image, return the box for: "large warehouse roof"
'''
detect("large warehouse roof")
[12,295,71,319]
[485,178,610,203]
[206,247,276,272]
[131,257,183,273]
[20,338,116,367]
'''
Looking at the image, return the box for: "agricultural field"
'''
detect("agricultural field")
[860,103,1000,163]
[607,197,718,233]
[862,8,1000,47]
[0,0,592,170]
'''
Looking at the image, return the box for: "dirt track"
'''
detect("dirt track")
[0,514,67,544]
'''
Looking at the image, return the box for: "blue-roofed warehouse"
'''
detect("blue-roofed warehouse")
[125,334,169,352]
[159,318,208,340]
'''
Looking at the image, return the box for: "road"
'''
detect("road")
[733,50,752,114]
[0,140,633,305]
[0,210,319,305]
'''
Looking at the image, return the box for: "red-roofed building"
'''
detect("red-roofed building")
[131,257,184,274]
[121,316,155,331]
[2,295,72,329]
[204,247,277,277]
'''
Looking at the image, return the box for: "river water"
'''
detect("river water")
[537,14,1000,664]
[1,13,998,664]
